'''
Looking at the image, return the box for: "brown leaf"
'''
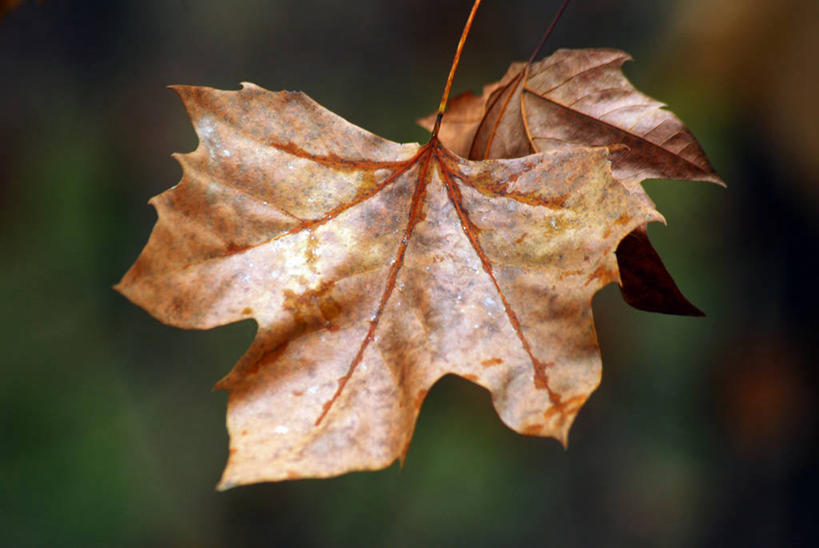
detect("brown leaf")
[420,49,723,316]
[117,83,658,487]
[615,226,703,316]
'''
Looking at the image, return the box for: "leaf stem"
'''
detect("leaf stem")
[432,0,483,138]
[527,0,572,65]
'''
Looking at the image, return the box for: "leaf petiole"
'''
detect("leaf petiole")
[527,0,572,65]
[432,0,483,138]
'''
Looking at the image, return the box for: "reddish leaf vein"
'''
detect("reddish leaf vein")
[435,148,563,408]
[315,146,434,425]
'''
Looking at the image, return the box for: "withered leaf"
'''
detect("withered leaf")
[421,49,725,316]
[117,83,660,487]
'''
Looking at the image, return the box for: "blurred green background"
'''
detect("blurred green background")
[1,0,817,546]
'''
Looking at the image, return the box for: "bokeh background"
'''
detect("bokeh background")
[2,0,817,545]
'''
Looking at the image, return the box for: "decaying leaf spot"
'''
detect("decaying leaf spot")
[523,424,544,435]
[414,389,428,409]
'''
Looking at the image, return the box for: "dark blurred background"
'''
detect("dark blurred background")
[1,0,817,546]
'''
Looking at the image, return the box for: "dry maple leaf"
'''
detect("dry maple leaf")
[117,1,722,487]
[420,48,725,315]
[116,81,659,487]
